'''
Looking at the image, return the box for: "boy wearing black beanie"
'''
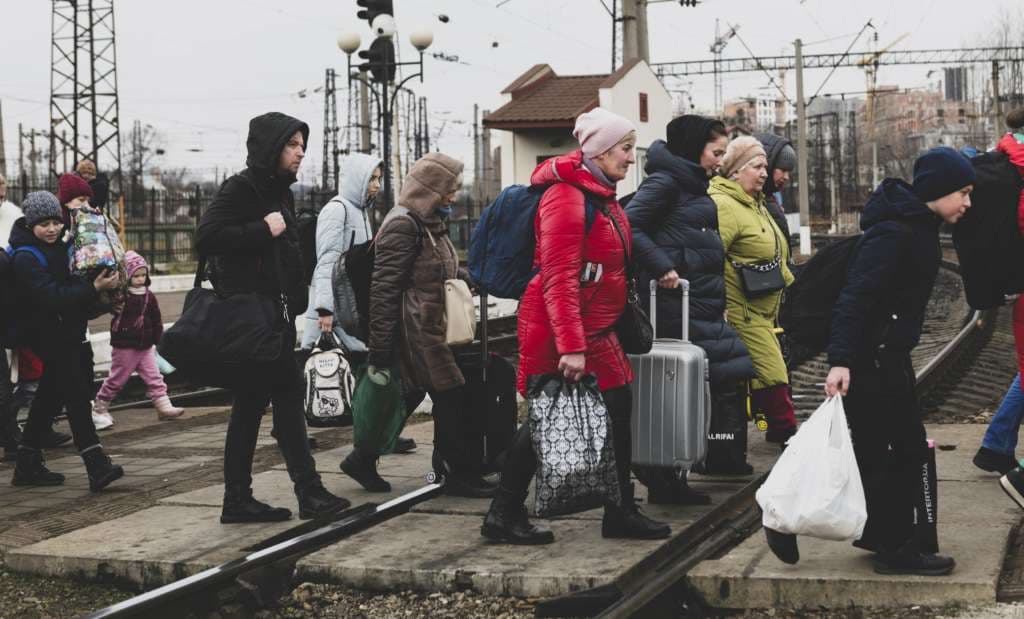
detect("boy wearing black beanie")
[765,147,974,574]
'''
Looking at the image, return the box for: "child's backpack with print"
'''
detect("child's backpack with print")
[303,333,356,427]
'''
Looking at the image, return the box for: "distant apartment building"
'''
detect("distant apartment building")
[722,94,794,135]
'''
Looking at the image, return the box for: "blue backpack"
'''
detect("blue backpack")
[468,185,598,299]
[2,245,48,345]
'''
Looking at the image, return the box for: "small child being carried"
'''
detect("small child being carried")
[93,251,184,423]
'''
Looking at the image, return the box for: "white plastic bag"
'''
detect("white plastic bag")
[755,395,867,541]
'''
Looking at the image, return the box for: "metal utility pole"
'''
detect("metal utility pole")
[473,103,480,206]
[0,101,6,178]
[710,20,738,115]
[636,0,649,64]
[359,70,372,154]
[50,0,123,216]
[795,38,811,256]
[621,0,639,64]
[322,68,340,192]
[993,61,1003,143]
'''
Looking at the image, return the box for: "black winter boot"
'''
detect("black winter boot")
[297,484,351,520]
[432,453,497,498]
[11,446,65,486]
[872,538,955,576]
[81,447,124,492]
[340,447,391,492]
[481,488,554,545]
[602,484,671,540]
[647,476,712,506]
[393,436,417,454]
[221,486,292,524]
[764,527,799,564]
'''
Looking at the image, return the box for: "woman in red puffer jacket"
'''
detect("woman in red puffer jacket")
[481,107,670,546]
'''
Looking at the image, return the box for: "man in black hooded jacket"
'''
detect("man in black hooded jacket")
[196,112,350,523]
[764,147,973,574]
[754,132,796,241]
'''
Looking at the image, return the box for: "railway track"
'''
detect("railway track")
[83,259,1018,618]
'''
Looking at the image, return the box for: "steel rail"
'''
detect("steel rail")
[81,483,444,619]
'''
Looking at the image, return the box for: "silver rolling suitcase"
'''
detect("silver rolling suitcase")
[628,279,711,469]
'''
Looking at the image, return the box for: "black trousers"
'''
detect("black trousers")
[0,351,16,449]
[22,342,100,453]
[404,385,483,475]
[223,328,321,495]
[846,350,927,552]
[498,384,633,503]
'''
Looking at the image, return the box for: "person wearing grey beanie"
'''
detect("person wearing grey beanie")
[6,191,122,492]
[21,191,63,228]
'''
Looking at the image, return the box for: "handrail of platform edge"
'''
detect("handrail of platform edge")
[80,483,444,619]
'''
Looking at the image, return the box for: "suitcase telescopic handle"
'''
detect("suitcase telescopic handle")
[648,278,691,344]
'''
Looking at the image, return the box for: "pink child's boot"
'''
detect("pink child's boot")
[154,396,185,421]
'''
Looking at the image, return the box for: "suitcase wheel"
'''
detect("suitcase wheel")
[754,414,769,432]
[425,470,442,485]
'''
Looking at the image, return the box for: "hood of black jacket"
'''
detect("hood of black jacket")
[244,112,310,186]
[754,132,792,194]
[860,178,938,231]
[644,140,709,195]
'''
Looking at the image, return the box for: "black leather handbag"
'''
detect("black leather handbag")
[730,216,786,298]
[158,240,289,389]
[605,206,654,355]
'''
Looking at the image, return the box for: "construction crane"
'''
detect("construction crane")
[859,32,910,186]
[711,19,738,114]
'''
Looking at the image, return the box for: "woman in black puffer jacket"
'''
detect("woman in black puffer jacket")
[625,116,757,501]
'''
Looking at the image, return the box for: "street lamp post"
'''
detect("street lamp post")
[338,20,433,211]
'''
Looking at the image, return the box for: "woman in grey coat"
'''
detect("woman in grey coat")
[301,153,382,351]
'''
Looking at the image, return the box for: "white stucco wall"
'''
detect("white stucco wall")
[598,61,672,195]
[493,61,671,195]
[509,129,577,186]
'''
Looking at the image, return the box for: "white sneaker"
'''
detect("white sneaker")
[92,411,114,431]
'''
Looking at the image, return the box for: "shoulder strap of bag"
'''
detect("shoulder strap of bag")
[602,201,636,281]
[728,203,782,271]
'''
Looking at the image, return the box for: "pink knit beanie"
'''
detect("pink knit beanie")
[573,107,636,158]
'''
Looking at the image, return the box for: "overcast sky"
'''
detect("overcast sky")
[0,0,1019,187]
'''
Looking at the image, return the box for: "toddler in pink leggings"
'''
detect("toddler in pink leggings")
[93,251,184,423]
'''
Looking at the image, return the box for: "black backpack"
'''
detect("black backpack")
[779,235,863,353]
[296,206,319,285]
[952,151,1024,309]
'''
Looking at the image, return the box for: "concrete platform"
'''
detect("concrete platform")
[3,412,782,597]
[688,424,1022,610]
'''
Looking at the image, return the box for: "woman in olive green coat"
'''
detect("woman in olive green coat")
[710,136,796,444]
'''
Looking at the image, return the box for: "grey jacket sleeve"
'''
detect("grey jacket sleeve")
[311,200,348,315]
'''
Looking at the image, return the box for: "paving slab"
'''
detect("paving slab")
[1,411,783,596]
[5,505,298,589]
[688,423,1021,611]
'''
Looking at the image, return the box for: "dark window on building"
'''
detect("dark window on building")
[639,93,649,122]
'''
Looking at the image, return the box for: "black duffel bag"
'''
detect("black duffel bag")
[159,251,288,389]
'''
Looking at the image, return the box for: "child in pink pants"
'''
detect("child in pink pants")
[93,251,184,423]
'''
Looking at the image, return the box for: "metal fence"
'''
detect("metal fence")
[4,179,333,270]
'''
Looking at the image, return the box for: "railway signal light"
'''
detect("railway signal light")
[356,0,393,26]
[358,36,396,83]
